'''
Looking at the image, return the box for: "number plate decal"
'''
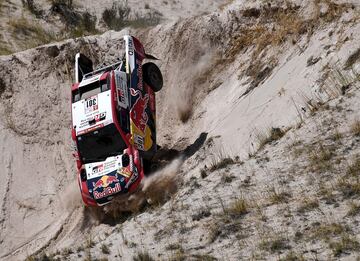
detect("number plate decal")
[84,95,98,114]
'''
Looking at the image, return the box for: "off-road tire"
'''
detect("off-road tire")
[142,62,163,92]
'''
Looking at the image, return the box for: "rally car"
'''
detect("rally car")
[71,35,163,206]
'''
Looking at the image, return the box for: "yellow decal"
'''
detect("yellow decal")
[117,167,132,178]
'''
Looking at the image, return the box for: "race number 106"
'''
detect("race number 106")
[86,98,97,108]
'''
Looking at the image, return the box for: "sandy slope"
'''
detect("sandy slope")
[0,0,359,260]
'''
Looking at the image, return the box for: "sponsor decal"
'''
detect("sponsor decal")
[76,112,107,135]
[125,166,139,189]
[128,37,134,53]
[93,183,121,199]
[117,167,132,178]
[136,59,143,91]
[130,88,149,134]
[93,112,106,122]
[86,156,121,179]
[77,123,104,136]
[115,71,129,109]
[133,134,144,150]
[84,96,98,114]
[92,164,104,174]
[92,174,121,199]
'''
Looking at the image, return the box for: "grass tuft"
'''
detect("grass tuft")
[133,251,155,261]
[308,143,334,173]
[350,119,360,136]
[9,17,55,50]
[336,178,360,198]
[101,243,110,254]
[268,187,291,205]
[226,198,249,217]
[297,198,319,213]
[330,235,360,257]
[347,202,360,217]
[347,157,360,177]
[102,2,162,31]
[260,236,290,253]
[256,127,287,151]
[209,157,235,172]
[311,223,345,241]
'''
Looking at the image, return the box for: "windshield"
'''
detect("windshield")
[73,78,109,103]
[77,123,126,164]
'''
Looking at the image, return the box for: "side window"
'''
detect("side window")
[101,77,110,92]
[72,91,81,102]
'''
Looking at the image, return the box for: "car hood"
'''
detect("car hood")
[72,90,113,136]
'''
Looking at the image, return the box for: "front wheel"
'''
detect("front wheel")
[142,62,163,92]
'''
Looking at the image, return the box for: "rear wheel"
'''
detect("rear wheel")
[142,62,163,92]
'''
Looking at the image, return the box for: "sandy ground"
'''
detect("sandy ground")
[0,0,359,260]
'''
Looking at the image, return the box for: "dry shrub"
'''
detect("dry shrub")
[226,198,249,217]
[308,143,334,173]
[0,44,12,55]
[267,187,291,205]
[209,157,235,172]
[311,223,345,241]
[330,235,360,257]
[314,0,353,23]
[347,157,360,177]
[350,120,360,136]
[255,127,287,151]
[260,236,290,253]
[9,17,55,49]
[297,197,319,213]
[133,251,155,261]
[344,48,360,70]
[228,4,305,61]
[226,1,351,93]
[337,177,360,199]
[347,202,360,216]
[102,2,162,31]
[22,0,43,17]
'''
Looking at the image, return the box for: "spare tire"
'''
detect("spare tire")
[142,62,163,92]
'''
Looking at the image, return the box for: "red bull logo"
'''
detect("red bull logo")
[93,183,121,199]
[93,175,119,191]
[130,88,149,133]
[92,174,121,199]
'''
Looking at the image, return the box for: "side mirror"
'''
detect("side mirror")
[80,169,87,182]
[122,154,130,167]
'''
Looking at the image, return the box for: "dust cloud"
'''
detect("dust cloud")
[59,180,83,212]
[103,158,183,218]
[172,51,216,122]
